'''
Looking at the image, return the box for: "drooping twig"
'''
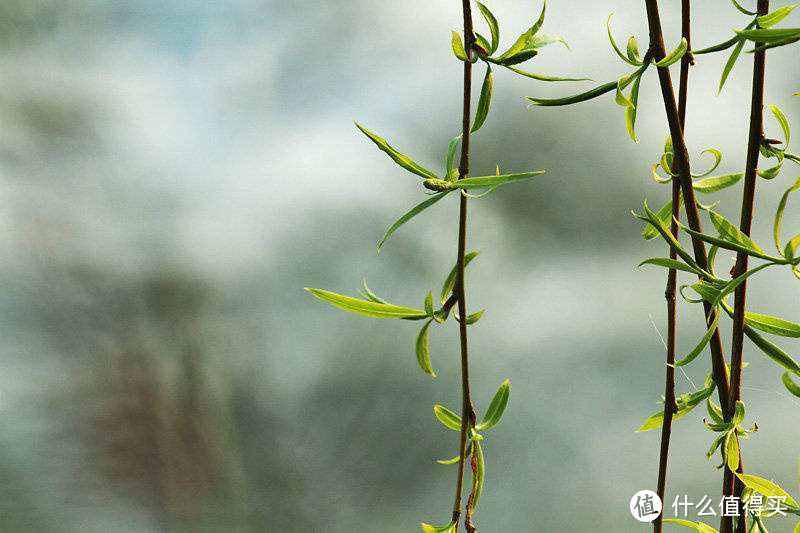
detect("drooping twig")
[724,2,769,531]
[653,3,692,531]
[451,1,478,530]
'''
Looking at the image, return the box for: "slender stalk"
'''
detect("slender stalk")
[724,2,769,531]
[452,1,477,530]
[653,4,692,531]
[643,0,731,417]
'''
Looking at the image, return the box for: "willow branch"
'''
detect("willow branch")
[653,3,692,532]
[451,1,477,530]
[724,2,769,532]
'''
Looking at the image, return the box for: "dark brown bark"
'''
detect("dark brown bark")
[643,0,731,418]
[653,3,692,531]
[724,2,769,532]
[452,1,477,531]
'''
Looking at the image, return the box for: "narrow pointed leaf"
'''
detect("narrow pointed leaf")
[477,379,510,431]
[433,404,462,431]
[643,200,677,240]
[744,326,800,375]
[663,518,720,532]
[506,66,590,82]
[377,191,450,251]
[606,14,639,66]
[718,37,746,94]
[693,173,743,193]
[745,312,800,338]
[709,210,764,253]
[768,104,790,148]
[452,31,468,61]
[445,135,461,180]
[360,278,388,304]
[440,251,479,304]
[782,372,800,398]
[692,149,724,178]
[731,0,757,15]
[627,35,642,64]
[355,122,438,179]
[655,37,688,67]
[306,288,426,318]
[416,320,436,377]
[421,521,456,533]
[736,27,800,44]
[674,309,720,367]
[727,431,740,471]
[625,73,643,142]
[471,439,485,509]
[476,2,499,53]
[735,473,798,507]
[527,80,618,106]
[451,170,545,189]
[472,65,493,133]
[774,177,800,253]
[638,257,702,276]
[759,5,799,28]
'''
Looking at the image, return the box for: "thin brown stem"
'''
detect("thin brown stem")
[724,2,769,531]
[451,1,477,531]
[653,3,691,531]
[644,0,730,418]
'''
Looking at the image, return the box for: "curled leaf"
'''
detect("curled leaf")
[655,37,688,67]
[782,372,800,398]
[693,173,743,194]
[476,2,500,54]
[452,31,468,61]
[416,320,436,377]
[355,122,438,179]
[606,14,640,66]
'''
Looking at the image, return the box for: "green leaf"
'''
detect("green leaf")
[360,278,388,304]
[726,431,740,471]
[692,149,724,178]
[718,37,746,94]
[746,312,800,338]
[693,173,743,193]
[656,37,688,67]
[476,2,500,54]
[355,122,438,180]
[768,104,790,148]
[663,518,720,532]
[424,292,434,317]
[527,80,618,106]
[505,66,590,82]
[731,0,757,16]
[528,33,569,50]
[625,72,643,143]
[416,320,436,377]
[709,210,764,254]
[732,400,745,426]
[642,199,677,240]
[494,1,546,66]
[452,31,468,61]
[462,309,485,325]
[471,439,486,510]
[472,65,494,133]
[782,372,800,398]
[639,201,707,273]
[679,222,781,262]
[436,453,464,465]
[758,5,799,28]
[744,326,800,375]
[421,521,456,533]
[440,251,480,304]
[774,177,800,254]
[694,21,754,55]
[433,404,463,431]
[674,309,720,367]
[377,191,450,252]
[627,35,642,64]
[638,257,702,276]
[707,399,724,424]
[305,288,426,319]
[735,473,798,508]
[736,27,800,44]
[450,170,546,190]
[606,14,640,66]
[477,379,510,431]
[445,136,461,180]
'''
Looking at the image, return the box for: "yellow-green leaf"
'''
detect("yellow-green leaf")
[306,288,426,319]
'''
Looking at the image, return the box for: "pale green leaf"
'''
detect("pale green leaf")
[745,312,800,338]
[421,521,456,533]
[377,191,450,252]
[416,320,436,377]
[736,27,800,44]
[663,518,720,532]
[440,251,480,304]
[452,31,468,61]
[526,80,618,106]
[727,431,740,471]
[709,210,764,254]
[656,37,688,67]
[472,65,494,133]
[693,173,743,193]
[744,326,800,375]
[505,66,590,82]
[476,2,500,54]
[758,5,800,29]
[433,404,463,431]
[718,37,746,94]
[735,473,798,507]
[477,379,510,431]
[306,288,426,319]
[450,170,546,190]
[774,177,800,254]
[355,122,438,179]
[606,14,640,66]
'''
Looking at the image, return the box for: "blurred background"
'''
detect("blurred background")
[0,0,798,531]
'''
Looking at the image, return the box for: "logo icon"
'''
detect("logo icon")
[630,490,663,522]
